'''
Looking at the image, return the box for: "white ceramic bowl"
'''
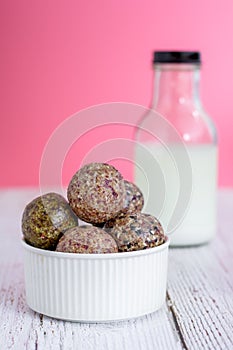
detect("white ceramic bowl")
[22,238,169,322]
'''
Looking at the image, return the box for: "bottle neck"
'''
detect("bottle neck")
[152,64,202,109]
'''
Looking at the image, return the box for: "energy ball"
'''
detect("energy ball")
[120,180,144,215]
[56,226,118,254]
[104,213,165,252]
[22,193,79,250]
[67,163,125,224]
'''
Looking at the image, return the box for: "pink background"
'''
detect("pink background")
[1,0,233,187]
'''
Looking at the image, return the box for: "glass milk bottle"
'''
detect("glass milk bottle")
[134,51,218,246]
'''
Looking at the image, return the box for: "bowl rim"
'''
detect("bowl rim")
[21,237,170,260]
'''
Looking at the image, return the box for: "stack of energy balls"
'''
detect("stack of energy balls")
[22,163,165,253]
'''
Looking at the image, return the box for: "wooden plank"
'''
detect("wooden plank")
[167,238,233,350]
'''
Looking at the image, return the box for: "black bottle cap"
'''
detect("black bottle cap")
[153,51,201,64]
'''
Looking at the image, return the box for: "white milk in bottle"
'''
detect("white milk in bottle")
[134,51,218,246]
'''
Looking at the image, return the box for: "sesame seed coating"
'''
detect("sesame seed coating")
[104,213,165,252]
[56,226,118,253]
[22,193,79,250]
[67,163,125,224]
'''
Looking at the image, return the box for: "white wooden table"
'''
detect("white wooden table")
[0,189,232,350]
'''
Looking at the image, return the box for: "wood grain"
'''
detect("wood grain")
[168,245,233,350]
[0,189,233,349]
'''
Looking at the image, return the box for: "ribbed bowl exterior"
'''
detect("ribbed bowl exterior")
[22,239,169,322]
